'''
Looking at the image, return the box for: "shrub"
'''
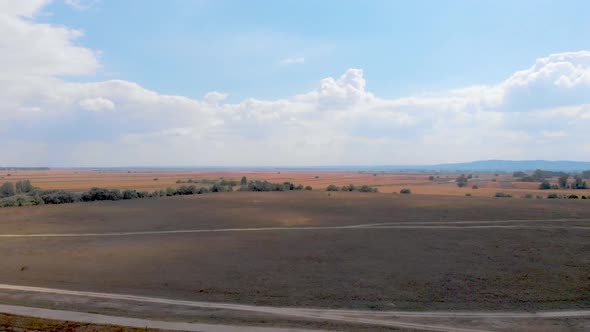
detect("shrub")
[568,195,579,199]
[495,192,512,198]
[326,185,339,191]
[122,189,139,199]
[472,185,479,189]
[304,185,313,191]
[465,193,472,197]
[41,190,79,204]
[523,193,533,199]
[547,193,559,199]
[400,188,411,194]
[428,176,434,181]
[582,196,587,199]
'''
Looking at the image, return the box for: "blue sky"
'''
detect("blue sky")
[1,1,590,166]
[42,0,590,102]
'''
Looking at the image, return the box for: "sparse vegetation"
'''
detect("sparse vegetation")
[495,192,512,198]
[400,188,411,194]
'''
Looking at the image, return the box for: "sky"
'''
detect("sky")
[1,0,590,167]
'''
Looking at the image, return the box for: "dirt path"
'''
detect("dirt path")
[1,284,589,332]
[1,219,589,238]
[0,304,327,332]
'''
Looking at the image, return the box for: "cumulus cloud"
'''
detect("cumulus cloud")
[79,97,115,111]
[1,1,590,166]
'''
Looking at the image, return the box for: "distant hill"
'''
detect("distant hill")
[388,160,590,172]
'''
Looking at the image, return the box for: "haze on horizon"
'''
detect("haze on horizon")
[2,0,590,167]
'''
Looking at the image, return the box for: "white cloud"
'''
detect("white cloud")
[1,2,590,166]
[204,91,228,104]
[79,97,115,111]
[280,56,305,65]
[64,0,100,10]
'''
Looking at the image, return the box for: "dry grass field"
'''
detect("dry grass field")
[2,168,589,198]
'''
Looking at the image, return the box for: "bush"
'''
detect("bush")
[568,195,579,199]
[472,185,479,189]
[495,192,512,198]
[582,196,587,199]
[326,185,339,191]
[122,189,140,199]
[400,188,411,194]
[41,190,79,204]
[81,188,122,201]
[523,193,533,199]
[304,185,313,191]
[547,193,559,199]
[465,193,472,197]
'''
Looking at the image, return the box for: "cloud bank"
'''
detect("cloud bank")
[1,1,590,167]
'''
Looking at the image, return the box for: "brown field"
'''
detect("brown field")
[2,168,589,199]
[1,192,589,312]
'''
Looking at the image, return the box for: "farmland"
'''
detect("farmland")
[2,168,590,199]
[1,191,590,331]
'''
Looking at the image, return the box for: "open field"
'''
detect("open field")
[2,169,590,198]
[1,191,590,330]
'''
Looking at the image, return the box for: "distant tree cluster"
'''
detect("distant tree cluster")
[241,180,303,192]
[325,184,378,193]
[4,177,308,208]
[510,169,589,190]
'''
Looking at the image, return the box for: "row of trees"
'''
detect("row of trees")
[538,175,588,190]
[0,178,311,208]
[326,184,378,192]
[0,180,34,198]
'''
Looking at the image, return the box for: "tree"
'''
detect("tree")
[15,180,33,193]
[558,175,569,189]
[539,181,551,190]
[455,174,468,188]
[0,182,15,198]
[582,170,590,179]
[240,176,248,185]
[573,176,588,189]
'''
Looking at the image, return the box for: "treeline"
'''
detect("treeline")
[513,170,589,190]
[1,167,50,171]
[0,178,308,208]
[326,184,378,192]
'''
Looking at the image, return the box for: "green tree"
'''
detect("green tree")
[455,174,468,188]
[539,181,551,190]
[240,176,248,185]
[558,175,569,189]
[0,182,15,198]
